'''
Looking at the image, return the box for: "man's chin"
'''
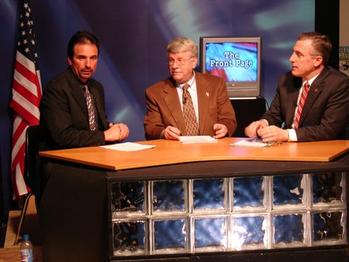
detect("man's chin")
[171,76,183,84]
[291,70,301,77]
[81,73,92,80]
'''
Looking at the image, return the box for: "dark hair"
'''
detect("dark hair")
[297,32,332,65]
[67,31,100,59]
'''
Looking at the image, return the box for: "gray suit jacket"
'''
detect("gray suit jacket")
[144,72,237,139]
[263,67,349,141]
[40,68,109,148]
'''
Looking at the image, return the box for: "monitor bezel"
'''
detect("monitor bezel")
[200,36,261,98]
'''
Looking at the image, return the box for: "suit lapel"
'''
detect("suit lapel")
[299,68,328,126]
[162,80,186,132]
[66,69,88,116]
[71,82,88,116]
[196,74,209,135]
[286,77,302,126]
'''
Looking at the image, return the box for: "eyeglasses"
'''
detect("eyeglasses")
[168,56,194,66]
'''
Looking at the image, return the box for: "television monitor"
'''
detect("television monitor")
[200,36,261,98]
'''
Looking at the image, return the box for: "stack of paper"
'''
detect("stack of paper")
[179,136,217,144]
[101,142,155,151]
[231,139,269,148]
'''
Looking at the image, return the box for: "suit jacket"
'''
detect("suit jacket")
[40,68,109,148]
[144,72,237,139]
[263,67,349,141]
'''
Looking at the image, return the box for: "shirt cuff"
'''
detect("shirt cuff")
[287,129,298,141]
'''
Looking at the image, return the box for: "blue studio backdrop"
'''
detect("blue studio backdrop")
[0,0,314,221]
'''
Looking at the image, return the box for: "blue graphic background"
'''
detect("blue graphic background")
[0,0,314,219]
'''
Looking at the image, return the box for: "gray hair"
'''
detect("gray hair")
[167,37,198,57]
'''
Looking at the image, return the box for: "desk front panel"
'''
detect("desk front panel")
[39,156,349,262]
[109,172,346,258]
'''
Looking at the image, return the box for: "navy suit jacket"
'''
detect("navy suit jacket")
[263,67,349,141]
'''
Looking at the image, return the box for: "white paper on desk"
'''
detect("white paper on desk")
[179,136,217,144]
[100,142,155,151]
[231,138,269,148]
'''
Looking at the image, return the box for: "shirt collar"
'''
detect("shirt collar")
[179,71,196,89]
[304,73,320,87]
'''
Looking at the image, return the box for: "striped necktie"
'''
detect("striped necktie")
[182,83,199,135]
[83,85,98,131]
[293,81,310,129]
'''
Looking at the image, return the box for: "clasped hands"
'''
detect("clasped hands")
[244,119,288,143]
[104,122,129,142]
[162,123,228,140]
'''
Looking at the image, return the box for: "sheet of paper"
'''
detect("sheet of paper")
[231,138,270,148]
[179,136,217,144]
[101,142,155,151]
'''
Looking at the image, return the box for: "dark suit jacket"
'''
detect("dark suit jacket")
[40,68,109,148]
[144,72,237,139]
[263,67,349,141]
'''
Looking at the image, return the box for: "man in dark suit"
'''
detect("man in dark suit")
[245,32,349,142]
[40,31,129,148]
[144,37,237,140]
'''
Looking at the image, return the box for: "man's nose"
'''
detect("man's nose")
[289,53,295,62]
[85,59,91,67]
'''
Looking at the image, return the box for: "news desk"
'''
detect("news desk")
[39,138,349,262]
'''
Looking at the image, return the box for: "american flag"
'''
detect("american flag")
[10,0,42,197]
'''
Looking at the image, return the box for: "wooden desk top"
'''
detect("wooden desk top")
[39,138,349,171]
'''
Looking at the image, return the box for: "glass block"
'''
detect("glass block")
[233,176,264,208]
[193,178,225,210]
[273,174,304,206]
[273,214,304,244]
[231,216,265,250]
[154,219,187,251]
[111,182,145,213]
[153,180,185,212]
[313,211,343,241]
[194,217,227,249]
[313,172,342,204]
[113,220,145,255]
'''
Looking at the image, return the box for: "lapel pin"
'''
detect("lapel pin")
[206,92,209,97]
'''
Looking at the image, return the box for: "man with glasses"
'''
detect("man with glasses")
[144,37,236,140]
[245,32,349,142]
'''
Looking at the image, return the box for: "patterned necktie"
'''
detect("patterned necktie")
[182,83,199,135]
[83,85,97,131]
[293,81,310,129]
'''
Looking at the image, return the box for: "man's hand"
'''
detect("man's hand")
[104,123,129,142]
[258,125,288,143]
[213,123,228,138]
[162,126,181,140]
[245,119,268,138]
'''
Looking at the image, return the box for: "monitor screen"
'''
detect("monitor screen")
[200,36,261,98]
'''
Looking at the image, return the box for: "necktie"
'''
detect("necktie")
[182,84,199,135]
[293,81,310,129]
[83,85,98,131]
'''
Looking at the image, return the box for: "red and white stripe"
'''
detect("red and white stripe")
[293,81,310,129]
[10,50,42,197]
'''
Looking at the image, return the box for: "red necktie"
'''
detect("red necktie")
[293,81,310,129]
[182,84,199,135]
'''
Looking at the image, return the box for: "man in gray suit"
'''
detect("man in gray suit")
[41,31,129,148]
[245,32,349,142]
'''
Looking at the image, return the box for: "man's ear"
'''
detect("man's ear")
[313,56,323,68]
[67,57,72,66]
[192,56,198,69]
